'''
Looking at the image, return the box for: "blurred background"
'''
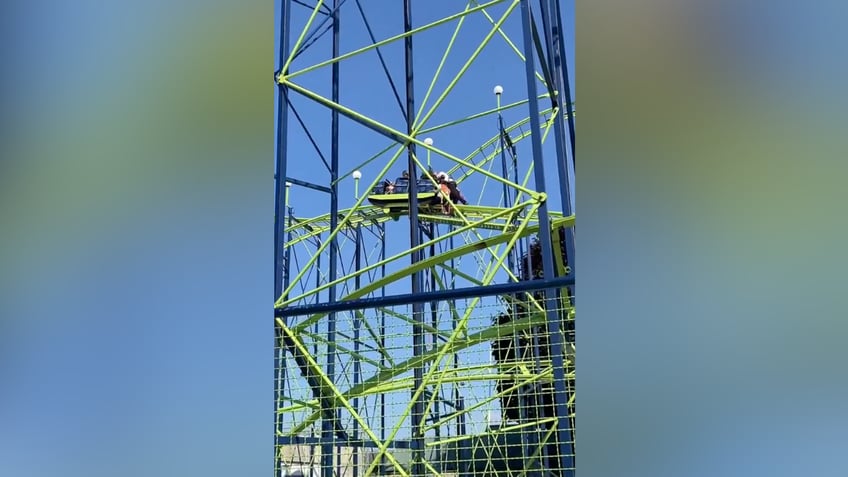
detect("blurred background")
[1,1,270,476]
[1,1,847,476]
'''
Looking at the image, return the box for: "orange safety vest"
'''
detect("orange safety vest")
[439,183,450,199]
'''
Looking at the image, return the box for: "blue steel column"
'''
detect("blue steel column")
[284,202,293,292]
[323,1,342,476]
[539,3,576,461]
[537,0,576,305]
[448,229,469,469]
[500,95,535,473]
[274,0,292,475]
[519,0,574,475]
[428,223,441,446]
[403,1,425,476]
[550,0,576,168]
[379,223,387,473]
[497,107,517,275]
[353,224,362,477]
[538,0,575,220]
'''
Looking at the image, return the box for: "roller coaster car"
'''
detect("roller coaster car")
[366,177,442,212]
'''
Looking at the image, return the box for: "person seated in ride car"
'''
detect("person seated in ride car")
[383,179,395,194]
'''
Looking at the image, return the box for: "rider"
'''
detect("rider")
[383,179,396,194]
[436,172,468,205]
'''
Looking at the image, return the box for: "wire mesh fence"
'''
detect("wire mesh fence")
[275,284,575,477]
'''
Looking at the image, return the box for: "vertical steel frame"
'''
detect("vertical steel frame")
[322,2,342,476]
[275,0,576,475]
[274,1,292,475]
[519,1,575,474]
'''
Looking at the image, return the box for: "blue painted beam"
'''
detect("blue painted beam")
[287,86,409,145]
[551,0,576,166]
[519,2,574,474]
[402,0,426,474]
[537,0,576,289]
[322,1,342,475]
[274,2,293,476]
[275,275,574,317]
[284,177,332,194]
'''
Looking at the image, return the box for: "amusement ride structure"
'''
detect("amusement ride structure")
[274,1,575,476]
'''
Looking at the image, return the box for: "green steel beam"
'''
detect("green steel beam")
[366,197,540,472]
[282,310,546,435]
[473,0,547,86]
[279,202,535,309]
[279,324,412,476]
[414,2,471,126]
[279,0,325,76]
[411,1,520,132]
[279,79,540,197]
[279,0,510,82]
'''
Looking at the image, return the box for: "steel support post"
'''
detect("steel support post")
[352,225,362,477]
[518,1,574,474]
[274,1,293,475]
[322,2,342,476]
[403,0,426,474]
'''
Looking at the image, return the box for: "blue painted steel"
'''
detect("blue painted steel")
[312,235,321,466]
[279,206,294,464]
[551,2,577,290]
[379,222,387,469]
[275,276,575,317]
[292,0,330,14]
[428,223,440,443]
[274,1,293,475]
[498,113,517,277]
[537,0,576,297]
[498,108,531,472]
[354,0,407,116]
[312,236,321,468]
[322,2,342,476]
[315,235,323,305]
[448,229,470,468]
[551,0,575,167]
[288,99,332,172]
[274,0,292,302]
[353,225,362,477]
[288,87,408,144]
[291,0,349,62]
[402,2,426,476]
[284,207,294,293]
[284,177,332,194]
[518,1,574,474]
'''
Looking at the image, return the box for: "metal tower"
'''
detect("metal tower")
[274,1,575,476]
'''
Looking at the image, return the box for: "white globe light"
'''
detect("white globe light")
[493,85,504,95]
[285,181,292,187]
[423,137,434,146]
[352,170,362,180]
